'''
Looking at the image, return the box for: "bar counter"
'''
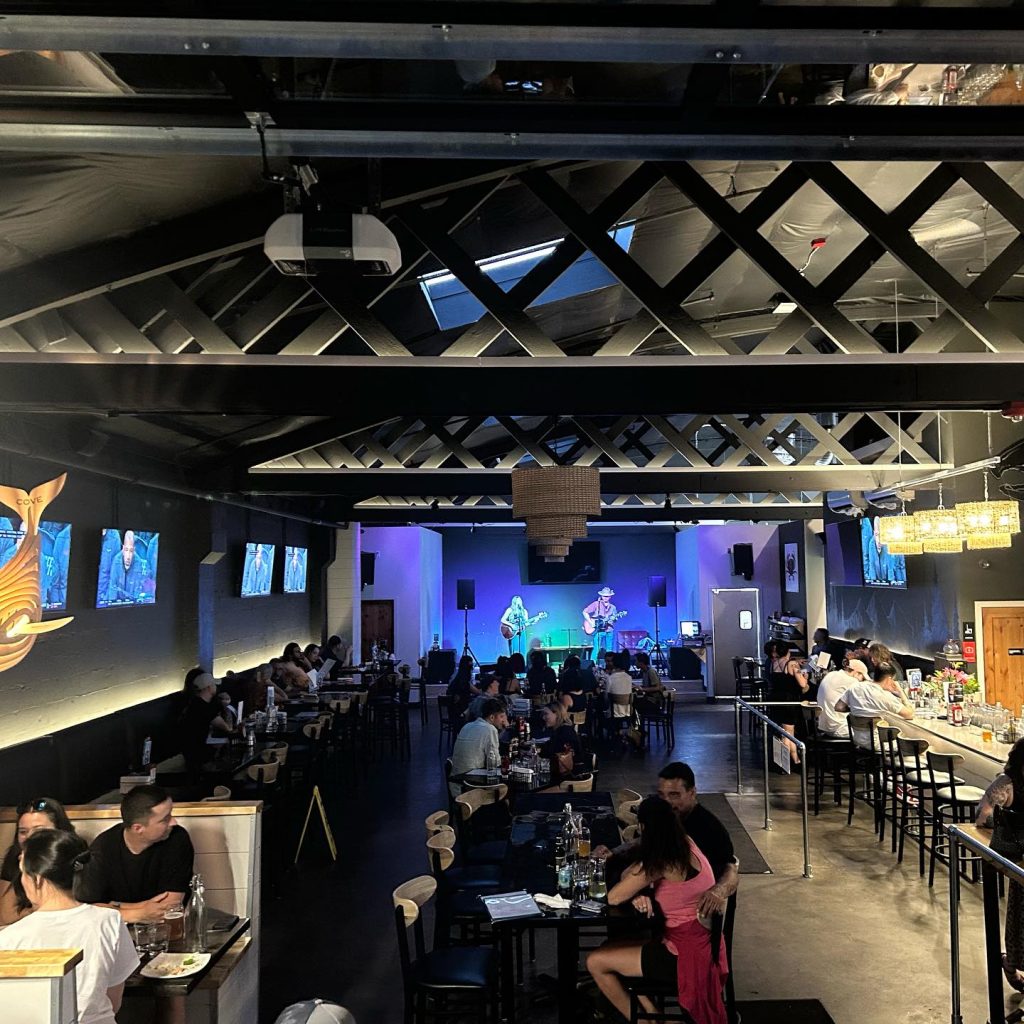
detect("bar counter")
[896,717,1008,789]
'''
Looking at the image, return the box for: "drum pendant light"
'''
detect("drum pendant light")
[511,465,601,562]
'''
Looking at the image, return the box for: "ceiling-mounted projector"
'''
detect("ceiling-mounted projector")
[264,212,402,277]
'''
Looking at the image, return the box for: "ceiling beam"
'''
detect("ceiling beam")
[6,105,1024,160]
[345,506,820,524]
[242,465,925,498]
[0,353,1021,416]
[2,6,1023,63]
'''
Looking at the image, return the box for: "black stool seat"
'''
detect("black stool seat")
[414,946,496,988]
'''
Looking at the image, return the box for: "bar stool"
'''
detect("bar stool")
[894,737,936,877]
[846,715,883,830]
[926,751,986,889]
[874,725,902,851]
[799,704,849,815]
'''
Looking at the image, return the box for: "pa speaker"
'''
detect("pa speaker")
[456,578,476,611]
[647,575,667,608]
[361,551,376,588]
[732,543,754,581]
[425,649,457,685]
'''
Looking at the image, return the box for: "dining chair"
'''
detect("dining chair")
[453,787,510,865]
[926,750,986,890]
[393,875,498,1024]
[559,772,594,793]
[799,703,848,815]
[201,785,232,802]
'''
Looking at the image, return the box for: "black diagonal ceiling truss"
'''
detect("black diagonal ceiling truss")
[2,157,1024,520]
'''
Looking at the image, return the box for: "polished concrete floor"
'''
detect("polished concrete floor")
[258,703,1006,1024]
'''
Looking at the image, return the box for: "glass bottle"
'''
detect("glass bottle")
[590,858,607,899]
[185,874,207,953]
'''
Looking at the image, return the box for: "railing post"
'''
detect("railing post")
[734,698,742,795]
[798,742,812,878]
[762,709,773,831]
[981,859,1004,1024]
[948,827,962,1024]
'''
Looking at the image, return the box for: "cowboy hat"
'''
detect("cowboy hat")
[596,586,615,597]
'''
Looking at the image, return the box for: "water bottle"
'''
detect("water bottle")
[557,860,573,898]
[185,874,207,952]
[590,859,607,900]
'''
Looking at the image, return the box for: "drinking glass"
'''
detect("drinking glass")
[135,921,169,954]
[485,751,500,782]
[163,909,185,944]
[573,860,592,903]
[576,826,591,860]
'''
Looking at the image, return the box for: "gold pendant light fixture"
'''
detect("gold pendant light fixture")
[955,412,1021,548]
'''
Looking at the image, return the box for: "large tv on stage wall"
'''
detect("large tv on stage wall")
[860,516,907,589]
[241,542,275,597]
[96,528,159,608]
[283,545,308,594]
[0,518,72,611]
[525,541,600,584]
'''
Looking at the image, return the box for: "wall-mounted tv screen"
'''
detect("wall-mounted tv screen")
[96,528,159,608]
[0,518,72,611]
[241,542,275,597]
[860,516,907,589]
[283,545,308,594]
[525,540,600,584]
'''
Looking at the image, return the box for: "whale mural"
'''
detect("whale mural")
[0,474,74,673]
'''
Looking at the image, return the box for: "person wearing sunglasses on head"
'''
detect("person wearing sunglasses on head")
[0,796,77,925]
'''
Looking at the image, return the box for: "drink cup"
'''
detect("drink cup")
[164,909,185,943]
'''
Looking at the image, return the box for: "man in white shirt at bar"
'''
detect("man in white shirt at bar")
[816,658,869,739]
[835,663,914,748]
[449,698,509,797]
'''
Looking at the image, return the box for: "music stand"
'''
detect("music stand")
[651,606,669,676]
[461,607,479,667]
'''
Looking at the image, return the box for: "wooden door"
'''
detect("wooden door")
[981,606,1024,710]
[361,599,395,662]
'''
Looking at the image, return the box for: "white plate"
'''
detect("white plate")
[140,952,211,979]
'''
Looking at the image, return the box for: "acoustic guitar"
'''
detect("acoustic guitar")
[582,609,628,636]
[500,611,548,640]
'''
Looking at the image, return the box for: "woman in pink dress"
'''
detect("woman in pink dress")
[586,796,729,1024]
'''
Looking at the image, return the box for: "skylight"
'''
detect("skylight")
[418,224,636,331]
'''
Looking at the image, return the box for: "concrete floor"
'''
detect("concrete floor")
[258,703,1011,1024]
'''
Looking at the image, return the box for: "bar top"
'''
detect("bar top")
[0,949,83,978]
[901,717,1009,766]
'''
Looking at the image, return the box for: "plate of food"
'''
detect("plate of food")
[140,952,211,979]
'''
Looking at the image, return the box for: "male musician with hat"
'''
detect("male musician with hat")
[583,586,620,662]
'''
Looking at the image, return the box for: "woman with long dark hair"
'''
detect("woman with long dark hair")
[977,738,1024,991]
[0,797,76,924]
[0,829,138,1023]
[587,797,728,1024]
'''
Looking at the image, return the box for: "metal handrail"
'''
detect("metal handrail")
[723,697,812,879]
[947,825,1024,1024]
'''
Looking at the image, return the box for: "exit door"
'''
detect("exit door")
[711,588,762,698]
[981,605,1024,710]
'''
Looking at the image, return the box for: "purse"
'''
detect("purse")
[555,747,575,776]
[990,806,1024,862]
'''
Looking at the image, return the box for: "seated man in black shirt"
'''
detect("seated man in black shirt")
[180,672,234,775]
[593,761,739,918]
[79,784,194,922]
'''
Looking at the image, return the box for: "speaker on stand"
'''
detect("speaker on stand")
[647,575,669,675]
[456,579,479,666]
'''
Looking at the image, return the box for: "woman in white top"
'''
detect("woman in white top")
[0,829,139,1024]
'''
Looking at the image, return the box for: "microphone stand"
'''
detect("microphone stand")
[461,607,479,667]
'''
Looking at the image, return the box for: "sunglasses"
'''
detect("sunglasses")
[19,799,52,814]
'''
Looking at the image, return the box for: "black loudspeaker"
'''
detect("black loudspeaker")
[732,543,754,581]
[456,578,476,611]
[647,575,667,608]
[361,551,376,587]
[426,649,457,685]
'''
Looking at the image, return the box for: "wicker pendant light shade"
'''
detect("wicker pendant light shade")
[955,499,1021,537]
[965,531,1013,550]
[876,513,918,548]
[885,539,924,556]
[511,465,601,562]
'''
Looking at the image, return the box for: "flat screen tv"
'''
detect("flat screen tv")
[525,540,600,584]
[241,542,275,597]
[96,528,159,608]
[283,545,308,594]
[0,517,72,611]
[860,516,907,589]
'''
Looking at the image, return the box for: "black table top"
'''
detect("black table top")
[126,909,250,997]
